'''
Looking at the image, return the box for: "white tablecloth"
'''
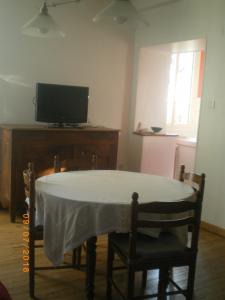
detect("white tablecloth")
[36,170,193,265]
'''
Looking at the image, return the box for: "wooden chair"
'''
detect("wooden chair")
[53,153,98,172]
[23,162,82,298]
[106,173,205,300]
[53,154,79,173]
[179,165,205,194]
[179,164,205,230]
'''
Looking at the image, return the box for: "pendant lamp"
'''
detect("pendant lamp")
[21,0,80,38]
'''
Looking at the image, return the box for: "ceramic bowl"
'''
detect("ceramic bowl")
[151,126,163,133]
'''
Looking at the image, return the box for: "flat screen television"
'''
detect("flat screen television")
[35,83,89,126]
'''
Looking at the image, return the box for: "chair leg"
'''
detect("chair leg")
[169,267,173,280]
[72,246,83,269]
[29,240,35,298]
[168,267,175,297]
[106,240,114,300]
[186,261,196,300]
[158,268,169,300]
[126,266,135,300]
[72,249,77,268]
[77,246,82,268]
[142,270,147,289]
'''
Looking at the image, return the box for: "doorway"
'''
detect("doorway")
[135,38,206,177]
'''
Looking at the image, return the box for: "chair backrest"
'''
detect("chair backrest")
[129,173,205,258]
[54,153,98,172]
[179,164,205,196]
[23,158,60,238]
[23,162,35,233]
[53,155,79,173]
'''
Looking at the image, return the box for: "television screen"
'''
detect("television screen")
[35,83,89,124]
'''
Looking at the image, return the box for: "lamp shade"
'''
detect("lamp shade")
[93,0,138,24]
[21,2,65,38]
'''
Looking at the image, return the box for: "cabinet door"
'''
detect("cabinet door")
[73,143,113,170]
[141,136,177,178]
[0,130,11,208]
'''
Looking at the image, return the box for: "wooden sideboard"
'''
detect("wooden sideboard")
[0,125,119,222]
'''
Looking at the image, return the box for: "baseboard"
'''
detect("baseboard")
[201,221,225,238]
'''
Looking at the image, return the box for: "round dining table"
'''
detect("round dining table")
[35,170,193,300]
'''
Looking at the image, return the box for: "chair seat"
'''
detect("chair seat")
[111,232,187,260]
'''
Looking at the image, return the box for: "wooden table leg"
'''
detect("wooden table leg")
[86,236,97,300]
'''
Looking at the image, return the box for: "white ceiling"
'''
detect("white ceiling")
[130,0,182,11]
[45,0,182,12]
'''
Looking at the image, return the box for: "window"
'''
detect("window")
[166,51,202,137]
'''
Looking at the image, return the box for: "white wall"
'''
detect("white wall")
[135,48,171,131]
[128,0,225,229]
[0,0,133,168]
